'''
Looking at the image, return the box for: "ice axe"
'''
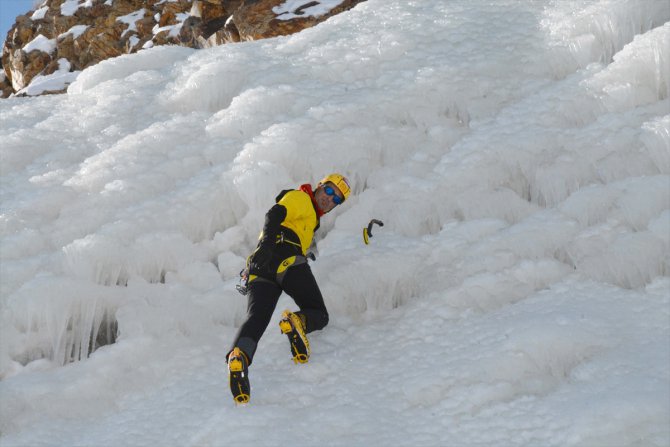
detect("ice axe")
[363,219,384,245]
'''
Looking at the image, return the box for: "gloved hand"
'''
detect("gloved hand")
[251,244,275,272]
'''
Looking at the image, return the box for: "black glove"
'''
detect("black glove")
[251,244,275,272]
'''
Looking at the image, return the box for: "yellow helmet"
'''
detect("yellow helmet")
[319,173,351,201]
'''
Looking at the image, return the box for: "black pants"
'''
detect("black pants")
[230,262,329,364]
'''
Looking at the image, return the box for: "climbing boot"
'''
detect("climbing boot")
[228,347,250,404]
[279,310,310,364]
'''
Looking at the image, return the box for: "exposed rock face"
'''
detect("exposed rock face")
[0,59,13,97]
[1,0,366,98]
[234,0,363,40]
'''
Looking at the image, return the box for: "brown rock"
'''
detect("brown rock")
[86,29,125,64]
[222,16,241,43]
[135,14,156,36]
[56,33,76,62]
[200,0,230,23]
[0,58,13,98]
[9,49,52,91]
[233,0,366,40]
[1,0,367,97]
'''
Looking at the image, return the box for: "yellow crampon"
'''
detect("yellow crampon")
[279,310,310,364]
[228,347,250,404]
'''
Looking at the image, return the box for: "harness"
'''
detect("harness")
[236,252,311,295]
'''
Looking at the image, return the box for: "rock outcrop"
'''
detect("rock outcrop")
[1,0,366,98]
[233,0,363,40]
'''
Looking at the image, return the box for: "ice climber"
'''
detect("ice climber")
[227,173,352,404]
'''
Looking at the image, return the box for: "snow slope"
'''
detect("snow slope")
[1,0,669,445]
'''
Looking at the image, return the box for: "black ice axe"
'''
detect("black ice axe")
[363,219,384,245]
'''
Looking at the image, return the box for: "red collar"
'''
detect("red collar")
[300,183,325,218]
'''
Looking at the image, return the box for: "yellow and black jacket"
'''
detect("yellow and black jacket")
[248,184,322,283]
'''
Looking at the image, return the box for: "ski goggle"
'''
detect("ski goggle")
[324,185,344,205]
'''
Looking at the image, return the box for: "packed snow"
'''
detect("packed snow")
[1,0,669,446]
[58,24,89,40]
[273,0,347,20]
[15,58,81,97]
[60,0,91,17]
[118,9,146,37]
[30,6,49,21]
[22,33,55,54]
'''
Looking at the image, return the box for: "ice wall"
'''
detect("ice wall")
[0,0,668,379]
